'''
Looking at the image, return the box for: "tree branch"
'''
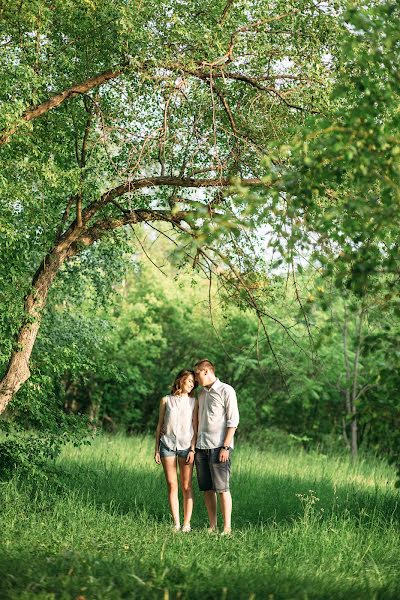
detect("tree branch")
[219,0,235,24]
[81,175,262,225]
[202,11,298,68]
[213,83,238,135]
[0,65,125,145]
[56,195,78,241]
[186,68,318,114]
[69,209,187,254]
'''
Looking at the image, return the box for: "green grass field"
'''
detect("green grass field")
[1,435,399,599]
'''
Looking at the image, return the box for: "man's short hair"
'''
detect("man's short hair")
[194,359,215,372]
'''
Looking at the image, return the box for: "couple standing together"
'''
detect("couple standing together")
[154,359,239,535]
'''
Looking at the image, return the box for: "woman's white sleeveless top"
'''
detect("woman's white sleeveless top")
[160,395,195,451]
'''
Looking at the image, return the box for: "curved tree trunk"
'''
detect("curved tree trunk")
[0,175,260,415]
[0,233,80,414]
[0,208,180,413]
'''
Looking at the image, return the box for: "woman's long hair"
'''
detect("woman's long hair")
[171,369,197,397]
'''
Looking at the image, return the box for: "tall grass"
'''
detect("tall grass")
[0,435,399,599]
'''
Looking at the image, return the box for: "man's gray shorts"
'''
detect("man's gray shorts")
[195,448,232,493]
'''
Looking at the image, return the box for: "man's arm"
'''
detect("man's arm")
[219,386,239,463]
[223,427,237,448]
[219,427,237,463]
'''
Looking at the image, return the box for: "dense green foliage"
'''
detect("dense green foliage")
[255,3,400,293]
[1,5,399,598]
[249,1,400,478]
[4,231,397,467]
[0,436,398,599]
[0,1,399,483]
[0,0,343,467]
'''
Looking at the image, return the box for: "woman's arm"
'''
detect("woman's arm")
[154,397,167,464]
[186,398,198,464]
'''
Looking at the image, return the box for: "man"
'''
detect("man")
[193,359,239,535]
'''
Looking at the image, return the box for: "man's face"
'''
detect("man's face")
[194,367,208,387]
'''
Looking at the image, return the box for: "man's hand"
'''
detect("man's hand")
[219,448,230,463]
[154,451,161,464]
[186,450,195,464]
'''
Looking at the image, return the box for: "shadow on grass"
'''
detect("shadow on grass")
[0,544,399,600]
[30,453,400,531]
[4,452,400,600]
[0,547,161,600]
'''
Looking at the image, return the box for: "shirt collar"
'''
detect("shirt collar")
[204,378,221,392]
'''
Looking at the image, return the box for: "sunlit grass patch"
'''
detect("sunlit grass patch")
[0,435,399,599]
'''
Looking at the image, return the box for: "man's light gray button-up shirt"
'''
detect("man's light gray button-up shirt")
[196,378,239,449]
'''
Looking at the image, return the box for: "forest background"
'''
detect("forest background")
[1,2,400,597]
[0,0,399,481]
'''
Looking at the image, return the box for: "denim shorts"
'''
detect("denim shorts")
[195,447,232,493]
[159,440,191,459]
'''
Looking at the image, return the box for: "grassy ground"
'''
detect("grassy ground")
[0,435,399,600]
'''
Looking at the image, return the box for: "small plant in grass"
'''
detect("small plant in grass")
[295,490,323,527]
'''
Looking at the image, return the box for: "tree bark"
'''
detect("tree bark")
[342,416,350,450]
[342,304,368,460]
[0,230,82,413]
[0,211,152,413]
[343,308,358,459]
[350,411,358,460]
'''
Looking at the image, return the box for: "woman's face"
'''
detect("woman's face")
[182,374,195,394]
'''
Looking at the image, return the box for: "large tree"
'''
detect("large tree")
[0,0,340,411]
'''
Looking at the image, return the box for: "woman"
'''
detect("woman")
[154,369,197,532]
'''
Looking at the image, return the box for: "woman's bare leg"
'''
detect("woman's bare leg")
[161,456,180,527]
[178,456,194,527]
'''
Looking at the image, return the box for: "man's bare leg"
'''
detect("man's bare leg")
[219,491,232,533]
[204,490,217,529]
